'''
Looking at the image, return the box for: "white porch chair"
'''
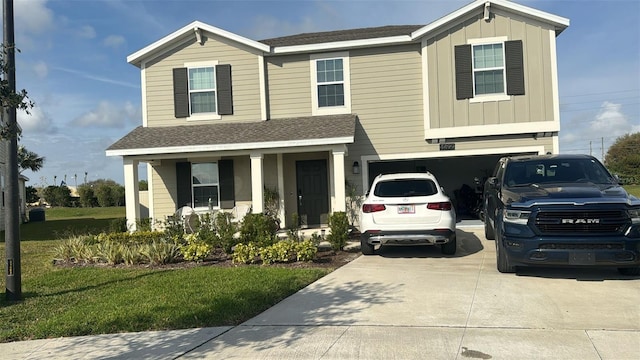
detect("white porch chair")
[231,204,251,223]
[175,206,198,233]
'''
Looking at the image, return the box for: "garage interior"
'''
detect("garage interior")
[367,154,511,226]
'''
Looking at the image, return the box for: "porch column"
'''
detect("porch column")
[123,157,140,232]
[332,149,346,212]
[276,153,286,226]
[250,153,264,213]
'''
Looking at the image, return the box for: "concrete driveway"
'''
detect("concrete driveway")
[4,228,639,359]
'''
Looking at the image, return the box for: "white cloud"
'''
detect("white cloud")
[560,101,638,159]
[17,106,57,134]
[14,0,55,35]
[34,61,48,78]
[71,101,140,128]
[77,25,96,39]
[103,35,125,48]
[590,102,634,138]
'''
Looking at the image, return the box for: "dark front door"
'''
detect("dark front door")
[296,160,329,227]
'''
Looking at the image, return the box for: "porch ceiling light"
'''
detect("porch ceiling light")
[352,161,360,174]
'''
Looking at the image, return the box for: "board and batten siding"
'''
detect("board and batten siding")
[427,10,556,130]
[144,34,263,127]
[266,54,312,118]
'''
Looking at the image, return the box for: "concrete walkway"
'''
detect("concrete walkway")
[2,228,639,359]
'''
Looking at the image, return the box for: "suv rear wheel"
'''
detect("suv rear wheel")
[441,235,457,255]
[361,238,375,255]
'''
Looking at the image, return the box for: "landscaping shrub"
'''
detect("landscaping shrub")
[327,211,349,251]
[296,240,318,262]
[136,218,152,232]
[239,213,278,248]
[109,217,127,233]
[214,211,238,254]
[287,212,301,241]
[232,242,260,264]
[179,232,213,262]
[140,240,180,265]
[197,213,217,246]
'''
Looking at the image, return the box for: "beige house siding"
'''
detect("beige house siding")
[265,54,312,118]
[144,34,263,128]
[150,161,178,221]
[427,10,556,129]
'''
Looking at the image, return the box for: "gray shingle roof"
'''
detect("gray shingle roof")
[259,25,424,47]
[107,114,356,152]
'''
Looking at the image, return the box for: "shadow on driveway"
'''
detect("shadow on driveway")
[375,229,484,259]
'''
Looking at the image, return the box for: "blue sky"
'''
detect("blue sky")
[4,0,640,186]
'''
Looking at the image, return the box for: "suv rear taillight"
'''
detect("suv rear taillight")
[363,204,386,213]
[427,202,452,211]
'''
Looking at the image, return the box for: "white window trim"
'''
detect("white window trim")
[467,36,510,103]
[310,52,351,116]
[184,60,221,121]
[191,162,221,211]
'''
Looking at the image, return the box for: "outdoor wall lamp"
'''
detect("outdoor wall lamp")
[352,161,360,174]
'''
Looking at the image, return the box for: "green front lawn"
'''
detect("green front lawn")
[0,207,330,342]
[624,185,640,198]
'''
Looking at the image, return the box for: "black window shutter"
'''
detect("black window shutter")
[454,44,473,100]
[173,68,189,118]
[176,162,192,209]
[216,64,233,115]
[505,40,525,96]
[218,159,235,209]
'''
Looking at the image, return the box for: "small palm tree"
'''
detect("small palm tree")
[18,145,45,173]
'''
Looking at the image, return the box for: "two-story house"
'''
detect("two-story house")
[107,0,569,231]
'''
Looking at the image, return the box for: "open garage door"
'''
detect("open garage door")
[367,152,537,225]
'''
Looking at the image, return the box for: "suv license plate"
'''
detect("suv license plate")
[398,205,415,214]
[569,252,595,265]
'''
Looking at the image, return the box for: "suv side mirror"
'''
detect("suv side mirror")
[488,177,500,189]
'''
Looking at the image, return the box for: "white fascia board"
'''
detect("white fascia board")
[106,136,354,157]
[127,21,270,66]
[425,121,560,141]
[272,35,412,54]
[411,0,569,40]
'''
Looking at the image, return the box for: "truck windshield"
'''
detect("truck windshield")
[504,158,614,187]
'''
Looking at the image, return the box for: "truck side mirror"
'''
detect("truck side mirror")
[488,177,500,189]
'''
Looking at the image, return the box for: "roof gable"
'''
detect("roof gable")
[127,1,569,65]
[127,21,270,68]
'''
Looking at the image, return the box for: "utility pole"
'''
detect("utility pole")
[589,141,592,156]
[4,0,21,301]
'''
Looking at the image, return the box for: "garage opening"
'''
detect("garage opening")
[367,152,534,223]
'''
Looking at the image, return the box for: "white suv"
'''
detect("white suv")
[359,172,457,255]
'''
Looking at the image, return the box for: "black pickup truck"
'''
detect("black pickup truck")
[483,154,640,275]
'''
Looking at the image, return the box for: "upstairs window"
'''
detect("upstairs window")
[188,67,216,114]
[311,52,351,115]
[173,63,234,119]
[317,58,344,107]
[473,43,504,95]
[455,38,524,102]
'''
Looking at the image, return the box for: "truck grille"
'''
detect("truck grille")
[534,210,628,234]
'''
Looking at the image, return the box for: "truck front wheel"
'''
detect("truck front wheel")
[496,232,516,273]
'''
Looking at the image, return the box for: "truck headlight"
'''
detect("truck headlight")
[503,209,531,225]
[629,208,640,225]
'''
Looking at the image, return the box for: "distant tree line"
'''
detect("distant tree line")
[605,132,640,184]
[28,180,127,207]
